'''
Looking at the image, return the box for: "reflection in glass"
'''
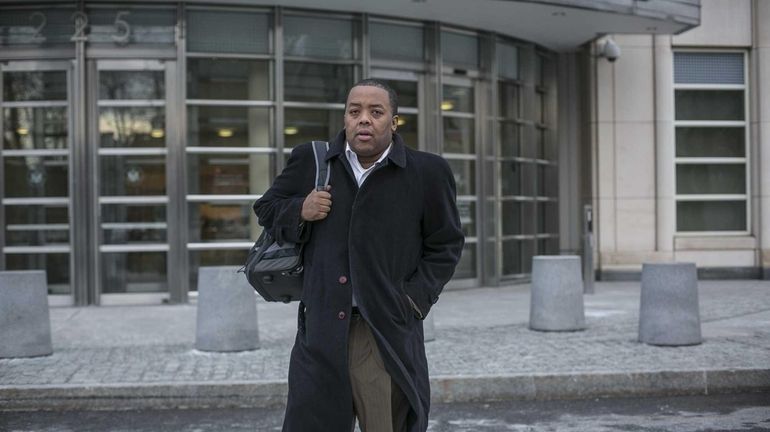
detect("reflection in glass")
[284,15,353,59]
[441,32,478,69]
[497,122,520,158]
[187,154,274,195]
[538,201,558,234]
[100,107,165,147]
[676,164,746,195]
[189,203,255,242]
[99,71,164,100]
[187,59,269,100]
[284,62,353,103]
[370,22,423,63]
[502,239,527,276]
[457,200,476,237]
[0,9,76,47]
[446,159,475,196]
[501,200,524,236]
[189,249,249,291]
[101,204,166,244]
[675,90,744,121]
[4,156,68,197]
[395,114,418,149]
[442,85,474,113]
[383,80,418,109]
[454,243,477,279]
[6,253,70,294]
[284,109,344,147]
[498,82,518,119]
[537,164,558,197]
[5,204,69,245]
[100,155,166,196]
[539,238,559,256]
[87,8,176,45]
[675,127,745,157]
[187,106,270,148]
[3,107,68,150]
[3,71,67,101]
[677,201,745,232]
[500,161,521,196]
[101,252,167,293]
[443,117,475,154]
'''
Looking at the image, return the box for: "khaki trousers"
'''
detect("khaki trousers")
[348,313,409,432]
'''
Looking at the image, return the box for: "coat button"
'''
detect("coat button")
[338,275,348,284]
[338,311,346,320]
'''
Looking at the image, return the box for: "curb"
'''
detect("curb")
[1,368,769,411]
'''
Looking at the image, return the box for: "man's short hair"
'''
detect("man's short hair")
[350,78,399,115]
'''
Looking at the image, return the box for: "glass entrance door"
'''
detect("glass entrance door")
[91,59,173,304]
[1,61,73,305]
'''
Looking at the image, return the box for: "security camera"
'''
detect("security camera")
[599,38,621,63]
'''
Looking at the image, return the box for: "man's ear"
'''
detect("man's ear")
[391,115,399,132]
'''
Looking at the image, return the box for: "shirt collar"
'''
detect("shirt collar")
[345,142,392,170]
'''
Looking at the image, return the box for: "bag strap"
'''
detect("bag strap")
[311,141,331,191]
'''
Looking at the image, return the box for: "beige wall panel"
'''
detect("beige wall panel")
[600,250,673,266]
[673,0,752,47]
[596,56,615,123]
[757,1,770,260]
[613,46,654,122]
[615,198,656,250]
[675,236,757,250]
[614,122,656,198]
[674,249,756,267]
[597,197,617,253]
[613,34,653,48]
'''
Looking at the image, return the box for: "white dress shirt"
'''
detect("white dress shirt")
[344,142,392,187]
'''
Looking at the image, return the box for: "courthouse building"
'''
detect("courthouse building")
[0,0,766,306]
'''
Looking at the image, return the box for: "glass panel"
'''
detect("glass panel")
[284,108,343,147]
[537,164,557,197]
[187,106,270,148]
[187,10,269,54]
[101,204,166,244]
[500,161,521,196]
[674,52,744,85]
[675,90,744,121]
[395,114,418,150]
[457,200,476,237]
[442,85,474,113]
[284,62,353,103]
[441,31,478,69]
[446,159,475,196]
[99,107,165,147]
[677,201,746,232]
[187,153,274,195]
[502,239,524,276]
[189,203,256,242]
[501,201,523,236]
[497,122,520,158]
[87,8,176,45]
[187,59,269,100]
[5,205,69,246]
[0,8,75,47]
[370,22,423,62]
[538,238,559,256]
[497,42,518,80]
[99,71,164,100]
[675,127,745,157]
[3,71,67,101]
[538,201,558,234]
[4,156,68,197]
[454,243,477,279]
[534,93,544,124]
[3,107,68,150]
[189,249,249,291]
[676,164,745,194]
[101,252,167,293]
[443,117,474,154]
[100,155,166,196]
[284,15,353,59]
[498,82,518,119]
[6,253,70,294]
[521,163,536,196]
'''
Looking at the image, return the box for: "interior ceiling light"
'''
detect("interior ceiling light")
[217,128,234,138]
[440,101,454,111]
[16,127,29,136]
[284,126,299,135]
[150,129,165,139]
[397,118,406,126]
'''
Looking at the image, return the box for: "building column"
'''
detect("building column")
[755,0,770,278]
[653,35,676,258]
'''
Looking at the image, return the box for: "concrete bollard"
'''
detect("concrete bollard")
[423,313,436,342]
[529,256,586,332]
[195,266,259,352]
[639,262,702,346]
[0,271,53,358]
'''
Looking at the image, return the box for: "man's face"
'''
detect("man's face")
[344,85,398,160]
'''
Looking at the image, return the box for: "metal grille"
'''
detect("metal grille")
[674,52,744,85]
[187,10,269,54]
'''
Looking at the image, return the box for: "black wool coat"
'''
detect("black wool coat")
[254,130,464,432]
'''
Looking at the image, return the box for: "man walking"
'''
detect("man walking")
[254,79,464,432]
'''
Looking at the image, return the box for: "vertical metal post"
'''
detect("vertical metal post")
[583,204,595,294]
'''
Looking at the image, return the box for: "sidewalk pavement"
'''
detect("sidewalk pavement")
[1,281,769,411]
